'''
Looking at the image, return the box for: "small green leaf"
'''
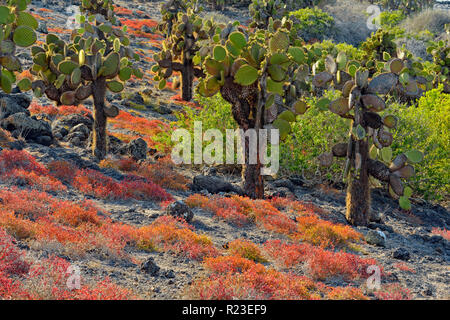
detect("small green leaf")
[404,186,413,198]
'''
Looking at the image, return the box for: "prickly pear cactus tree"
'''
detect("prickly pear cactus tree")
[427,39,450,93]
[0,0,37,93]
[197,19,311,198]
[153,6,215,101]
[30,5,142,160]
[159,0,199,37]
[314,57,423,226]
[377,0,434,15]
[207,0,226,11]
[80,0,115,19]
[360,29,397,75]
[249,0,287,29]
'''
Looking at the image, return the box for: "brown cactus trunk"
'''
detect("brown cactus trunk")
[345,136,370,226]
[242,132,264,199]
[220,78,264,199]
[92,78,107,160]
[181,52,193,102]
[345,94,371,226]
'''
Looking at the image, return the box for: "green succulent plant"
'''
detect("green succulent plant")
[195,18,313,198]
[427,39,450,93]
[29,1,142,160]
[360,29,398,74]
[160,0,200,37]
[0,0,37,93]
[288,7,335,42]
[313,56,424,225]
[154,5,215,101]
[249,0,287,29]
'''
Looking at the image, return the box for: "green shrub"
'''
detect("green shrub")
[172,87,449,201]
[174,93,237,162]
[289,7,335,42]
[388,86,450,200]
[379,10,406,28]
[279,90,349,181]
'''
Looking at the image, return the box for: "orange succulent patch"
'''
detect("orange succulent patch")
[0,239,135,300]
[0,150,65,192]
[263,240,380,281]
[431,227,450,240]
[136,215,219,260]
[226,239,268,263]
[109,110,171,152]
[29,103,92,118]
[72,169,173,202]
[185,194,361,248]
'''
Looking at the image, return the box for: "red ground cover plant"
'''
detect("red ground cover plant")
[187,263,329,300]
[393,262,416,273]
[263,240,380,281]
[119,18,161,39]
[0,227,135,300]
[185,194,361,247]
[0,150,66,192]
[109,110,171,151]
[226,239,268,263]
[136,215,219,261]
[0,228,30,276]
[24,256,135,300]
[0,188,132,257]
[203,255,256,274]
[373,283,412,300]
[99,156,189,191]
[327,286,369,300]
[73,169,173,202]
[431,227,450,240]
[47,160,78,183]
[190,253,372,300]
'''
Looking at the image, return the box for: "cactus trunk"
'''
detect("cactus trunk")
[92,78,108,160]
[345,136,370,226]
[220,78,264,198]
[181,52,194,101]
[345,88,371,225]
[242,131,264,199]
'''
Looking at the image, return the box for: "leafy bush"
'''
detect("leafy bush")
[379,10,406,28]
[388,86,450,200]
[280,90,349,181]
[175,93,237,163]
[289,7,335,42]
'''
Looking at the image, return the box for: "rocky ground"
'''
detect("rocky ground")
[0,0,448,300]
